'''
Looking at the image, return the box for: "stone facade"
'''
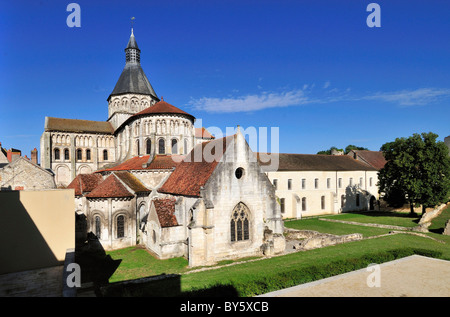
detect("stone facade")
[0,156,56,190]
[40,129,116,186]
[259,154,381,218]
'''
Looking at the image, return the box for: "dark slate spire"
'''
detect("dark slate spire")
[108,28,159,101]
[125,28,140,63]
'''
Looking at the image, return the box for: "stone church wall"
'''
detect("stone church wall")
[0,157,56,190]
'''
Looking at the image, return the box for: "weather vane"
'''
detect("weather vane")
[131,17,135,28]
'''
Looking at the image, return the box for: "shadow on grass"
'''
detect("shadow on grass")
[97,274,239,297]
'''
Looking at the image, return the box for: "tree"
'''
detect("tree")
[345,145,369,154]
[317,145,368,155]
[378,132,450,214]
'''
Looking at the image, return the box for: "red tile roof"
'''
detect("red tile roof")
[133,100,195,122]
[195,127,215,139]
[97,155,183,172]
[159,135,235,197]
[85,174,133,198]
[153,198,178,228]
[67,174,104,196]
[350,150,387,170]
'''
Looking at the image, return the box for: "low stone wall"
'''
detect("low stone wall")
[419,203,449,225]
[285,228,363,251]
[444,220,450,236]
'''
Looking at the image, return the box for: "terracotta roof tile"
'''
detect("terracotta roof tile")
[85,174,133,198]
[153,198,178,228]
[67,174,104,196]
[195,127,215,139]
[97,154,183,172]
[132,100,195,122]
[350,150,387,170]
[159,135,234,197]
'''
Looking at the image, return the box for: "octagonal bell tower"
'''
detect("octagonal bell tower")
[107,28,160,131]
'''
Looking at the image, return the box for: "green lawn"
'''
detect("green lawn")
[107,246,189,283]
[104,207,450,296]
[321,211,421,227]
[284,217,392,237]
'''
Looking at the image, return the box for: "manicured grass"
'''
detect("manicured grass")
[284,217,391,237]
[107,246,189,283]
[179,234,449,296]
[104,208,450,296]
[321,211,421,227]
[429,204,450,233]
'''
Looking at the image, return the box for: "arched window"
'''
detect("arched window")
[230,202,250,242]
[302,197,307,211]
[171,139,178,154]
[136,140,140,155]
[117,215,125,238]
[95,216,101,239]
[103,149,108,161]
[158,139,165,154]
[146,139,152,155]
[54,148,60,160]
[64,149,69,160]
[341,195,345,208]
[86,149,91,161]
[76,149,82,161]
[321,195,325,210]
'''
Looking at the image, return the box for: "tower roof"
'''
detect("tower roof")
[108,29,158,101]
[133,100,195,122]
[126,28,139,49]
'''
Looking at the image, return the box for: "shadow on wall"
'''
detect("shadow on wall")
[75,214,122,295]
[342,185,374,212]
[0,191,60,274]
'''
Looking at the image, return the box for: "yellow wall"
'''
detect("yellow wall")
[0,189,75,274]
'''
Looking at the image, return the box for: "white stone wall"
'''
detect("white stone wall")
[115,114,195,161]
[0,158,56,190]
[86,197,136,250]
[45,132,115,186]
[107,94,157,130]
[267,170,380,218]
[188,132,284,266]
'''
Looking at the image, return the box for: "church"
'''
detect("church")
[41,29,286,267]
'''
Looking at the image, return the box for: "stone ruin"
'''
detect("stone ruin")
[284,228,363,251]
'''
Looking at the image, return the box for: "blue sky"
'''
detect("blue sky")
[1,0,449,159]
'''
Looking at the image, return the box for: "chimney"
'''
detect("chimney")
[7,149,21,162]
[31,148,38,165]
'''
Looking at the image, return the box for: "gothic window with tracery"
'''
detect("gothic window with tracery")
[230,202,250,242]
